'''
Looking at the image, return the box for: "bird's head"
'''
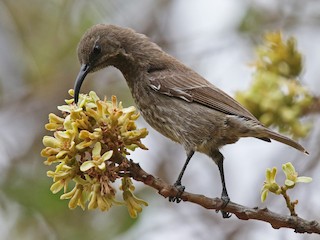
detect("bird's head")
[74,24,164,103]
[74,24,130,103]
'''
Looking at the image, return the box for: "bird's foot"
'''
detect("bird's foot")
[169,182,185,203]
[221,210,232,219]
[216,194,232,218]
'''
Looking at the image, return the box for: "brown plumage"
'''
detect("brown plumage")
[74,24,308,217]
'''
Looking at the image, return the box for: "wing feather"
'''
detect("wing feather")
[148,69,258,122]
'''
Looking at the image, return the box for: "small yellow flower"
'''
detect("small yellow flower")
[50,180,67,194]
[41,130,76,165]
[76,129,102,150]
[80,142,113,172]
[282,162,312,188]
[45,113,65,131]
[123,190,148,218]
[87,183,110,211]
[60,184,86,210]
[261,167,281,202]
[120,177,148,218]
[47,162,76,194]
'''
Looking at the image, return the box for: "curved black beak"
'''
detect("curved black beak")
[74,64,90,103]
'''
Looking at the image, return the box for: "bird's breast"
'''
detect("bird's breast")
[126,75,241,154]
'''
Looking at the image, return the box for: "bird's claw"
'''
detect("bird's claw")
[169,182,185,203]
[221,211,232,218]
[216,194,232,218]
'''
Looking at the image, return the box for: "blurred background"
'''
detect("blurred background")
[0,0,319,239]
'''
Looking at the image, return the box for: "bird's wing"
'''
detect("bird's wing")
[148,69,259,122]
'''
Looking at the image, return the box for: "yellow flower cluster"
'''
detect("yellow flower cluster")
[255,32,302,78]
[236,32,312,138]
[41,90,148,217]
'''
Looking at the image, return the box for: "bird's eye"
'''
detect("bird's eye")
[93,44,101,55]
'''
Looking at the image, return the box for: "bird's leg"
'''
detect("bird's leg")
[212,151,231,218]
[169,150,194,203]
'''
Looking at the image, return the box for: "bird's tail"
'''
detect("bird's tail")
[262,128,309,155]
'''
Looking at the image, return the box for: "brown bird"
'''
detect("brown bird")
[74,24,308,218]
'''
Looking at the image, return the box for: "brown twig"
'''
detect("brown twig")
[281,186,298,217]
[128,160,320,234]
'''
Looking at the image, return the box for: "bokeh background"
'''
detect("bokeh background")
[0,0,319,239]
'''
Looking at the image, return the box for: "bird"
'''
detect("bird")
[73,24,308,218]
